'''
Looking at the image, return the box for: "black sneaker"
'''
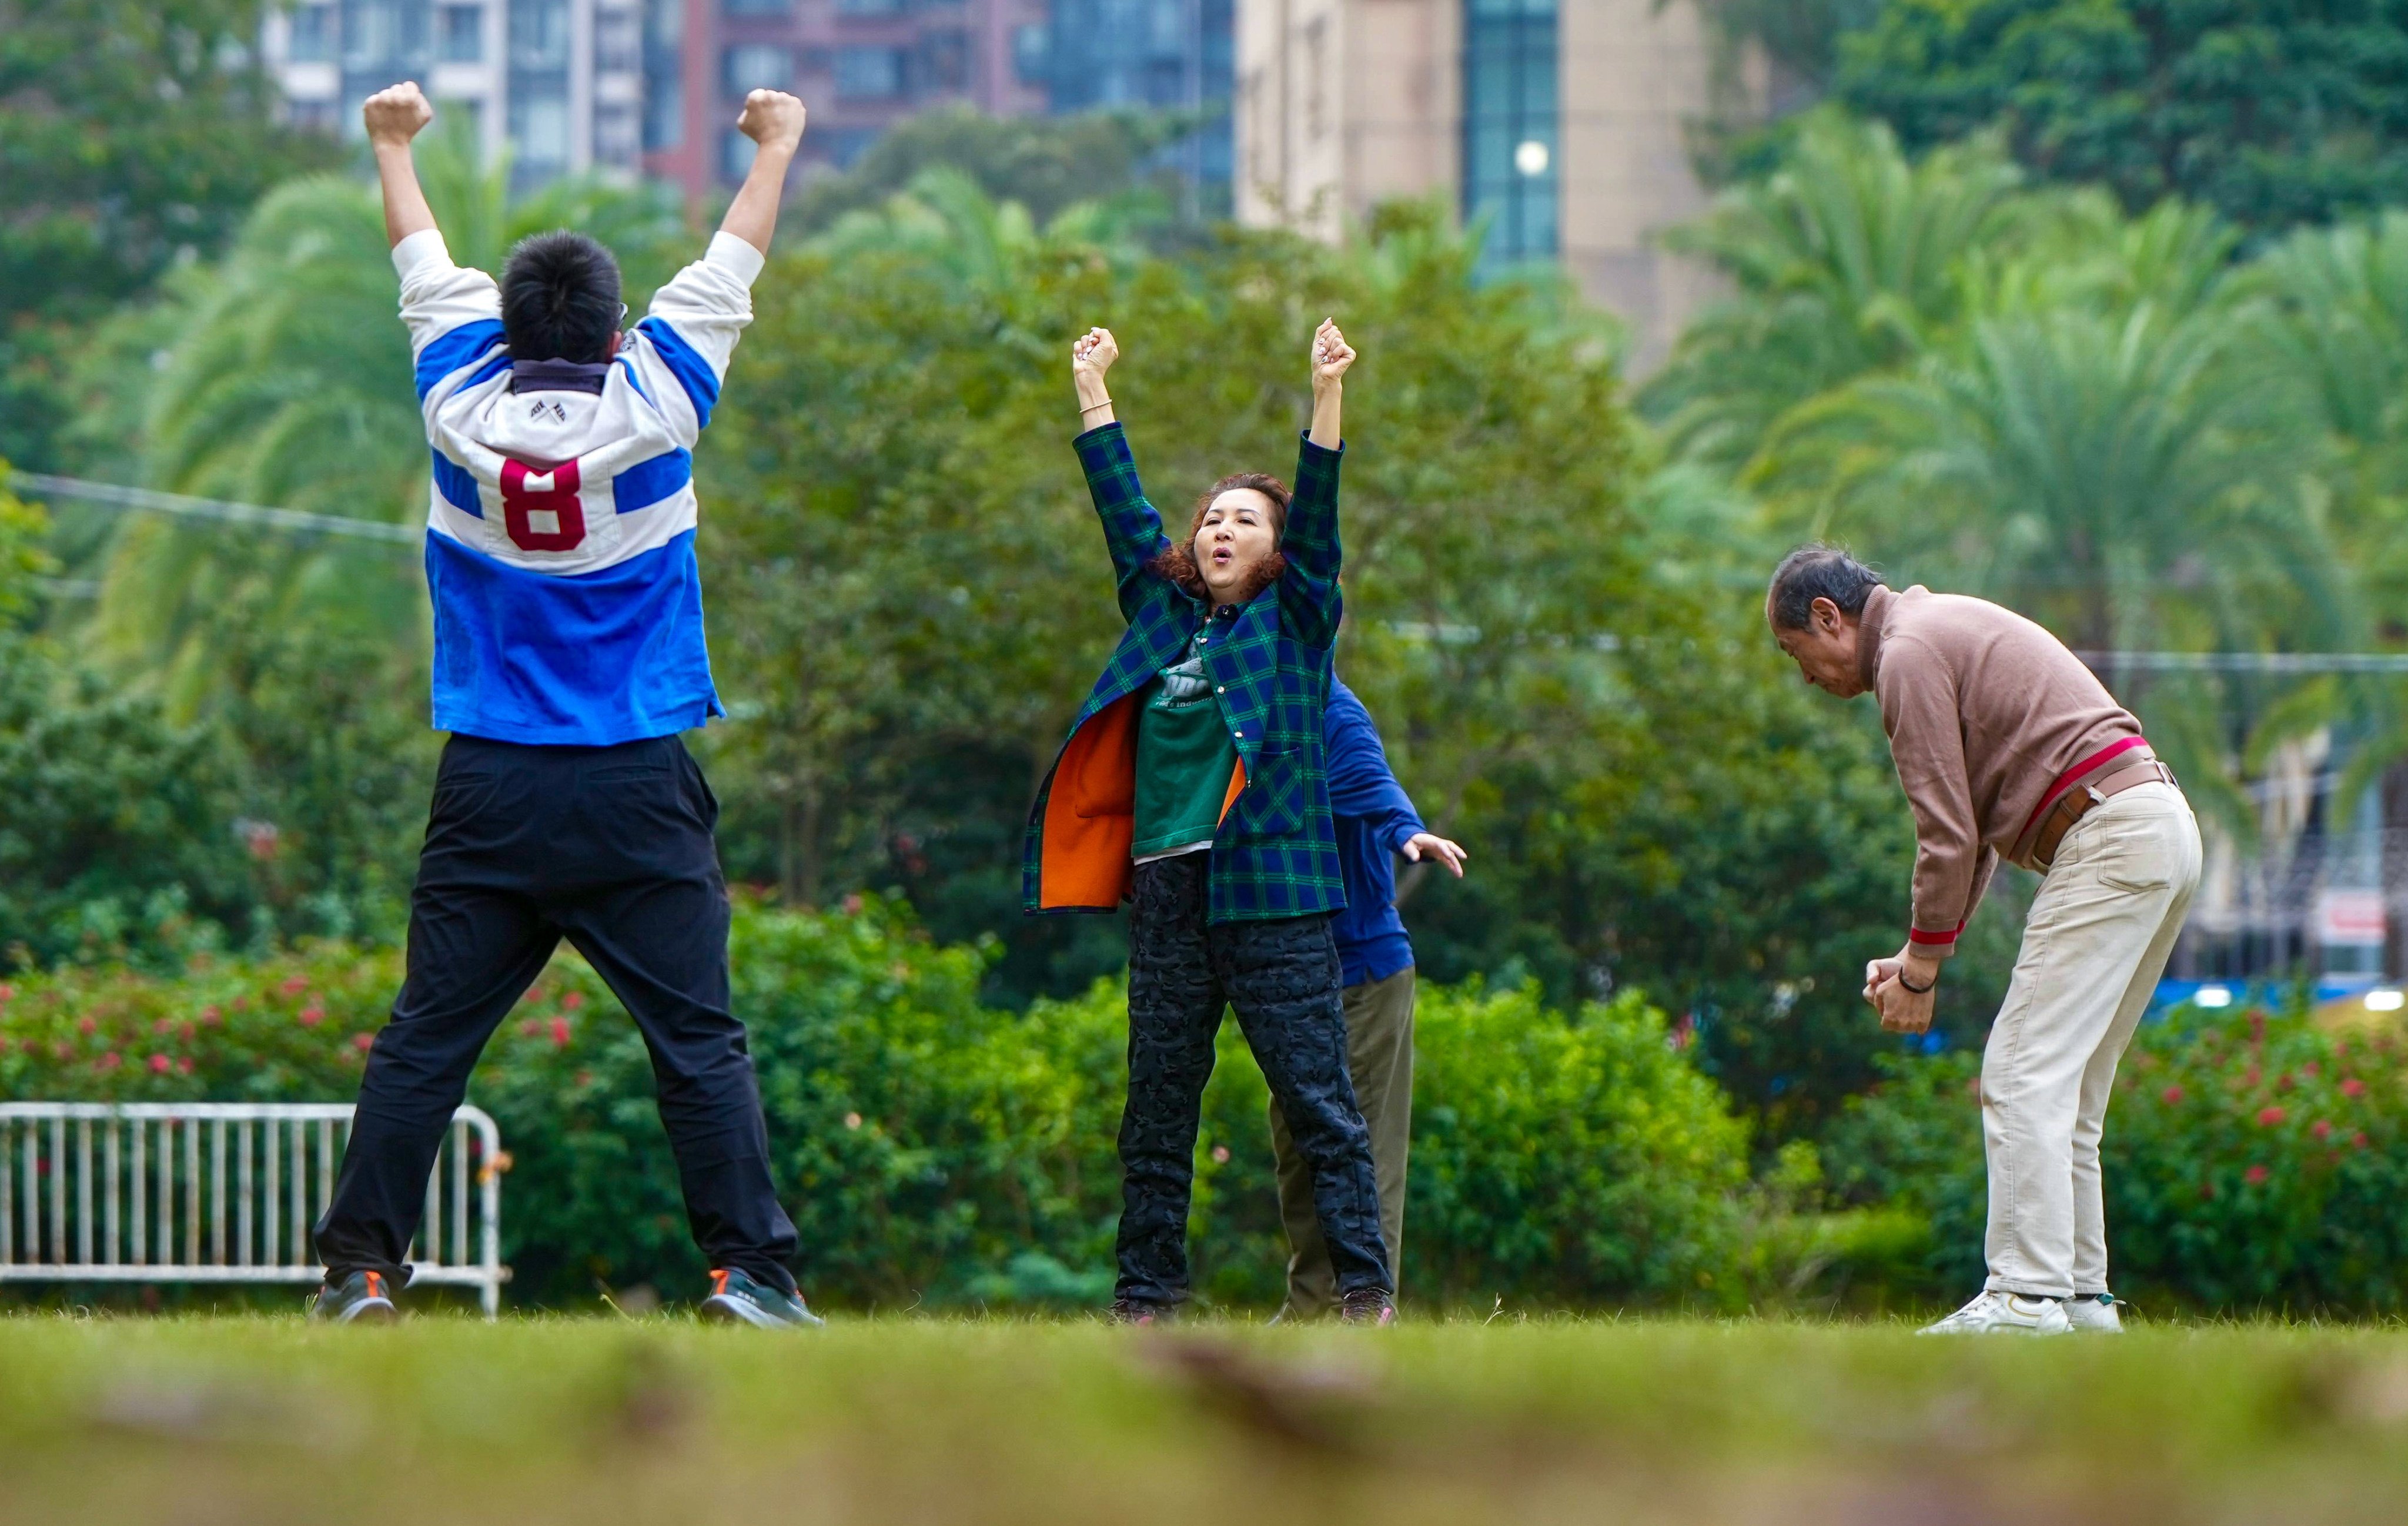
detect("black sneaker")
[1106,1297,1170,1326]
[309,1269,399,1324]
[698,1267,824,1328]
[1337,1288,1396,1327]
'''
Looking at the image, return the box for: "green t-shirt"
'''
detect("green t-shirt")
[1132,633,1238,861]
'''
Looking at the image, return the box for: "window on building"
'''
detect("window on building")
[833,46,904,99]
[648,0,685,46]
[288,3,335,63]
[721,0,794,16]
[510,89,571,173]
[723,43,794,95]
[835,0,904,14]
[1148,0,1186,59]
[644,75,684,151]
[596,8,641,73]
[1014,23,1049,83]
[921,30,968,93]
[1461,0,1558,270]
[438,5,484,63]
[596,103,641,166]
[343,1,407,69]
[510,0,571,69]
[722,127,757,182]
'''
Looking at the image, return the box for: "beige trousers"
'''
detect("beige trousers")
[1269,966,1414,1316]
[1982,781,2201,1300]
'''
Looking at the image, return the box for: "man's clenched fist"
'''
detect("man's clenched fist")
[363,82,433,146]
[735,89,807,155]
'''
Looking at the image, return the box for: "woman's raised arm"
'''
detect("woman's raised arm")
[1308,317,1354,448]
[1073,327,1118,431]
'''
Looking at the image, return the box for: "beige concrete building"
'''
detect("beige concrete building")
[1235,0,1742,366]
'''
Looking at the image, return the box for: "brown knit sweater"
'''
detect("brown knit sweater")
[1859,585,2145,958]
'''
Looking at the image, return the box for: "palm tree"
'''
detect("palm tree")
[1640,110,2032,469]
[92,123,688,716]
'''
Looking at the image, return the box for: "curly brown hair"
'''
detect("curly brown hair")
[1146,473,1292,602]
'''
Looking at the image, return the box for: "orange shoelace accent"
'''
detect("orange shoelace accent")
[709,1269,730,1297]
[364,1271,384,1300]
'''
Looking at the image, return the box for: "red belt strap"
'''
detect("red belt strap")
[2015,735,2151,847]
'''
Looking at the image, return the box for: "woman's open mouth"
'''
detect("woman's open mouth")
[1212,547,1233,566]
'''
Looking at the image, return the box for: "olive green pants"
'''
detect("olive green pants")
[1267,966,1414,1317]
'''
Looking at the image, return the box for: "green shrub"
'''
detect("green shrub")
[1,901,1764,1312]
[1818,1005,2408,1311]
[1402,981,1754,1309]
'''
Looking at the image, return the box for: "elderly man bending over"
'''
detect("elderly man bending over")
[1765,546,2200,1336]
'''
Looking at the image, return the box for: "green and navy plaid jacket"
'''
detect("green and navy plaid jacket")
[1021,422,1348,923]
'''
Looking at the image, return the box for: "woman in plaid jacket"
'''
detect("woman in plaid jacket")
[1022,320,1394,1324]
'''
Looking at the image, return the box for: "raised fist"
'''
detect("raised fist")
[737,90,807,154]
[1072,326,1119,380]
[1312,318,1356,387]
[362,82,433,147]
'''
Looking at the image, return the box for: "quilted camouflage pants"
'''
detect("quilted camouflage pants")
[1116,853,1392,1308]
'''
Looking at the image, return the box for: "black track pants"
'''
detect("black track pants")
[1116,853,1391,1306]
[313,734,800,1294]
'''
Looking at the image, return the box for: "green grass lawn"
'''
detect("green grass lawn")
[3,1316,2407,1525]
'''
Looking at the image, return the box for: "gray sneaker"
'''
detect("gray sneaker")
[698,1267,824,1328]
[1917,1290,2072,1336]
[2063,1293,2125,1333]
[309,1269,399,1324]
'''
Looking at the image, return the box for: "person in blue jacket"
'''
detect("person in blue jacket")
[1266,677,1465,1317]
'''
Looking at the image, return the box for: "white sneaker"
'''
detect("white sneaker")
[1917,1290,2072,1336]
[2062,1294,2124,1333]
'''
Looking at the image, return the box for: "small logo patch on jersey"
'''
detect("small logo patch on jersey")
[529,398,569,423]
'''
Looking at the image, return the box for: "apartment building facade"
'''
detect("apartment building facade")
[638,0,1054,198]
[264,1,649,186]
[1233,0,1741,363]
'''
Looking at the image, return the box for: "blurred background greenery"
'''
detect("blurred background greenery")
[12,0,2408,1311]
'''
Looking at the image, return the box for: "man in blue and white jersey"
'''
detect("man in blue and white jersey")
[309,81,815,1328]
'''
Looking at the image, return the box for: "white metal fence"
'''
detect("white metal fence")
[0,1103,507,1316]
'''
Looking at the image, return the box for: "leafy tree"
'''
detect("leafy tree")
[1834,0,2408,233]
[1643,111,2031,471]
[784,105,1195,237]
[0,0,335,468]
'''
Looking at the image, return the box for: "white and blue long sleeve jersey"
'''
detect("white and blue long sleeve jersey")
[397,226,761,746]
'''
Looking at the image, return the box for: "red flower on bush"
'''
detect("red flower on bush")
[2304,1062,2322,1077]
[562,991,584,1011]
[2258,1106,2287,1127]
[2314,1120,2335,1140]
[549,1016,571,1048]
[176,1058,193,1075]
[2162,1085,2185,1105]
[2276,1072,2295,1092]
[2343,1078,2367,1098]
[200,1005,222,1026]
[152,1018,171,1036]
[520,1019,541,1038]
[280,977,309,998]
[298,1004,324,1028]
[96,1052,121,1072]
[2245,1063,2263,1086]
[0,982,13,1003]
[76,1016,95,1036]
[353,1033,373,1053]
[148,1054,169,1075]
[2245,1165,2270,1184]
[2355,1131,2370,1149]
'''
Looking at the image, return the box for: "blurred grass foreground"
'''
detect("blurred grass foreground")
[4,1317,2408,1525]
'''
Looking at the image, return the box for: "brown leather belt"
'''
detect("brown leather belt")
[2030,758,2179,871]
